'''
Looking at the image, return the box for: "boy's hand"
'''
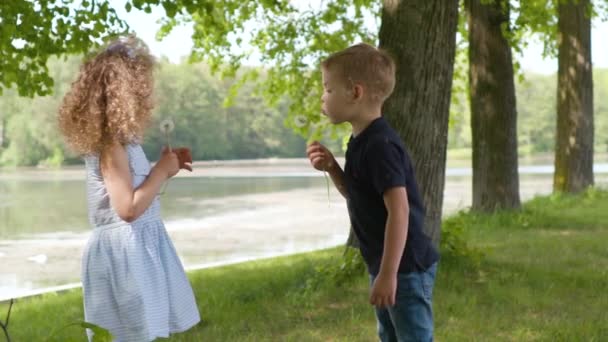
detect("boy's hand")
[306,141,336,172]
[370,272,397,308]
[173,147,193,171]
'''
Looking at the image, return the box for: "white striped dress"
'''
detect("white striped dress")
[82,144,200,341]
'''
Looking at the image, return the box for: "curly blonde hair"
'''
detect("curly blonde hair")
[59,35,155,155]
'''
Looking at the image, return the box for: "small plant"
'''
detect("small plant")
[46,321,112,342]
[289,247,366,306]
[441,211,485,269]
[296,114,333,207]
[159,118,175,151]
[159,117,175,195]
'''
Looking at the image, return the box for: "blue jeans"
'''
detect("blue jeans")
[370,262,437,342]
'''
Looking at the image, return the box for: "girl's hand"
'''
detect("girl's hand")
[155,147,180,179]
[306,141,336,172]
[174,147,193,172]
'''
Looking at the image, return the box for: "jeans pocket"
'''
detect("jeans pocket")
[420,264,437,301]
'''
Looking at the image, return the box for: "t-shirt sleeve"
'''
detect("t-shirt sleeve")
[365,137,407,195]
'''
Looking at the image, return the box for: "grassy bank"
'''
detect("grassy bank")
[3,189,608,341]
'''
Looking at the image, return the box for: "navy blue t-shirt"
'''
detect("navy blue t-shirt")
[344,117,439,275]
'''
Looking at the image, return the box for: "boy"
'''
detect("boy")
[306,43,439,341]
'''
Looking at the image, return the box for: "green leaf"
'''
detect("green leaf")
[44,320,112,341]
[162,1,178,17]
[0,1,127,97]
[80,322,113,342]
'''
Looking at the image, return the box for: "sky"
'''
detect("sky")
[111,1,608,75]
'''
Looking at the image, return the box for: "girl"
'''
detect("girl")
[58,36,200,341]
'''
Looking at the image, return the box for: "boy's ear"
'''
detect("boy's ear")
[352,84,364,101]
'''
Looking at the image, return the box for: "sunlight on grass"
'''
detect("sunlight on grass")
[5,188,608,341]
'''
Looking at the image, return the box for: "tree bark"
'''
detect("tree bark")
[378,0,459,247]
[466,0,521,212]
[345,225,360,249]
[554,0,594,193]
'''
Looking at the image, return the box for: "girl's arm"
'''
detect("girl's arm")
[101,143,179,222]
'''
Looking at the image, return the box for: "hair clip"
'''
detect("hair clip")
[106,38,137,59]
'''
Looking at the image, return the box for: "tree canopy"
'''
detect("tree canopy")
[0,0,127,96]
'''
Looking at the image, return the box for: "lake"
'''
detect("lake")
[1,158,607,300]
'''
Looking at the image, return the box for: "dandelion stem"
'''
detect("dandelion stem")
[323,168,330,208]
[159,132,172,195]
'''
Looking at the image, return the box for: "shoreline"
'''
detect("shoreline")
[2,159,608,301]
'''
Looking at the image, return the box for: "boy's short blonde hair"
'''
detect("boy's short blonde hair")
[321,43,396,103]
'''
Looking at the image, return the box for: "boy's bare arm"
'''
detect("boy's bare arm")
[380,186,409,275]
[326,162,347,199]
[370,186,409,307]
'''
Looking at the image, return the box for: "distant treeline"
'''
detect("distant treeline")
[0,57,606,167]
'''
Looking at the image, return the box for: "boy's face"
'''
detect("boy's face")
[321,67,357,124]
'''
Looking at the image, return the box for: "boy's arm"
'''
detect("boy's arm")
[326,162,347,199]
[370,186,409,308]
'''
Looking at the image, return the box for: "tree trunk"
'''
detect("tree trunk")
[378,0,459,247]
[466,0,521,212]
[345,225,360,249]
[554,0,594,193]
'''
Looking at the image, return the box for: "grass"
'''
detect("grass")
[436,188,608,341]
[3,189,608,341]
